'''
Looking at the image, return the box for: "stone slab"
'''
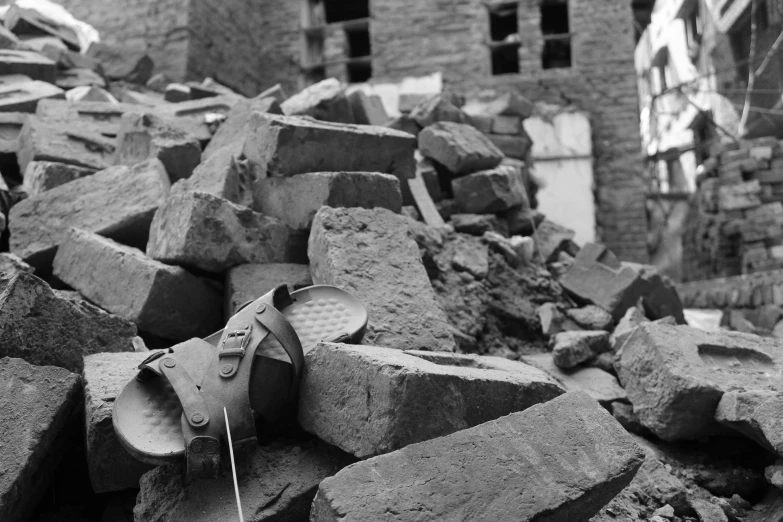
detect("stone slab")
[309,206,455,352]
[311,391,644,522]
[53,228,222,340]
[172,145,251,206]
[0,49,55,83]
[147,190,304,273]
[153,94,246,144]
[254,171,402,230]
[418,121,503,177]
[616,323,783,440]
[299,343,564,458]
[10,158,170,268]
[715,390,783,457]
[348,90,388,126]
[22,160,95,195]
[35,99,140,136]
[551,330,611,369]
[280,78,353,123]
[452,165,527,213]
[201,94,281,158]
[0,79,63,112]
[0,357,81,522]
[0,271,136,372]
[17,115,115,172]
[0,252,32,277]
[225,263,312,318]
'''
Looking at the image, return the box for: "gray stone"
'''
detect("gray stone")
[83,351,156,493]
[520,352,627,406]
[348,90,388,126]
[299,343,563,458]
[53,228,222,340]
[0,252,32,277]
[201,95,281,158]
[452,165,527,213]
[766,461,783,489]
[309,206,455,352]
[311,392,645,522]
[280,77,354,123]
[451,213,504,236]
[0,79,63,112]
[487,131,533,160]
[451,234,489,279]
[22,160,95,195]
[134,440,352,522]
[9,158,170,267]
[0,49,56,83]
[715,390,783,458]
[691,499,729,522]
[171,145,251,206]
[151,94,245,144]
[418,121,503,177]
[611,402,650,435]
[225,263,312,318]
[34,99,139,137]
[86,42,153,83]
[610,306,649,351]
[0,357,81,522]
[617,323,783,440]
[567,305,614,331]
[408,93,469,128]
[0,271,135,372]
[17,116,115,172]
[115,112,201,182]
[147,190,304,273]
[254,171,401,230]
[533,218,577,263]
[0,112,26,153]
[551,330,611,369]
[537,302,579,336]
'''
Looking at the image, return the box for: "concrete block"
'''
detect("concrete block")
[0,79,63,112]
[280,78,354,123]
[408,93,469,128]
[53,228,222,340]
[616,323,783,440]
[22,160,95,195]
[10,158,170,268]
[0,271,136,372]
[225,263,312,318]
[153,94,246,144]
[452,165,527,213]
[35,99,139,137]
[115,112,201,182]
[552,330,611,369]
[299,343,564,458]
[0,49,55,83]
[171,146,250,206]
[715,390,783,457]
[348,90,388,126]
[253,171,402,230]
[83,351,156,493]
[201,94,282,159]
[610,306,649,350]
[0,357,81,522]
[147,190,304,273]
[567,305,614,331]
[309,206,455,352]
[311,392,644,522]
[86,42,153,83]
[419,121,503,177]
[487,131,533,160]
[17,115,115,172]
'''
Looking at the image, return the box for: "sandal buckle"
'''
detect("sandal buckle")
[220,323,251,359]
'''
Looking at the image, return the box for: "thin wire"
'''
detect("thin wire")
[224,408,245,522]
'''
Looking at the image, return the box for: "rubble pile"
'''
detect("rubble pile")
[0,5,781,522]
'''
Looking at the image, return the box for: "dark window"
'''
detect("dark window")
[684,2,703,63]
[347,61,372,83]
[489,3,518,41]
[541,0,572,69]
[323,0,369,23]
[488,2,520,75]
[729,12,752,83]
[492,45,520,74]
[346,27,370,58]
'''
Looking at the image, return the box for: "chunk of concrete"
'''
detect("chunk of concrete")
[0,252,32,277]
[348,90,388,126]
[0,111,26,152]
[225,263,312,318]
[452,165,527,213]
[537,302,579,336]
[533,218,577,263]
[462,92,534,120]
[134,440,353,522]
[53,228,222,340]
[0,357,81,522]
[610,306,649,350]
[0,49,55,83]
[280,78,353,123]
[85,42,153,84]
[552,330,611,369]
[152,94,246,144]
[254,171,402,230]
[171,145,250,206]
[419,121,504,177]
[17,116,115,172]
[22,160,95,195]
[9,158,170,267]
[0,79,63,112]
[83,351,156,493]
[487,131,533,160]
[300,343,563,458]
[408,93,469,128]
[115,112,201,182]
[715,390,783,457]
[567,305,614,331]
[201,95,281,159]
[617,323,783,440]
[311,391,644,522]
[309,206,455,352]
[147,190,303,273]
[0,272,136,371]
[35,99,139,137]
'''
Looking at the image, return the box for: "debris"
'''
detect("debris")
[418,121,504,176]
[407,170,445,227]
[610,306,649,350]
[171,146,249,205]
[715,390,783,458]
[451,213,504,236]
[551,330,611,369]
[348,90,388,126]
[532,218,578,263]
[0,252,33,277]
[766,461,783,490]
[18,115,115,171]
[225,263,312,317]
[280,78,353,123]
[85,42,153,84]
[22,160,94,195]
[452,164,528,213]
[0,49,56,82]
[567,305,614,331]
[200,94,282,158]
[408,93,469,128]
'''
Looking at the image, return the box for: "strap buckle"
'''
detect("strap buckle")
[220,323,251,359]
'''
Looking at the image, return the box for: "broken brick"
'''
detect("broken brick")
[22,160,95,196]
[0,49,56,83]
[452,165,528,213]
[348,90,388,126]
[201,94,282,159]
[0,79,63,112]
[418,121,503,177]
[280,78,354,123]
[17,115,115,172]
[171,146,250,206]
[551,330,611,369]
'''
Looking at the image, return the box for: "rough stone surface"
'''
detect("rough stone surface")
[537,302,579,336]
[253,171,402,230]
[34,99,139,137]
[134,440,353,522]
[551,330,611,369]
[225,263,312,317]
[17,116,115,173]
[418,121,504,177]
[147,190,304,273]
[0,252,32,277]
[201,94,282,158]
[408,94,469,128]
[0,271,135,372]
[534,218,578,263]
[348,90,388,126]
[86,42,153,83]
[766,461,783,489]
[22,160,96,196]
[115,112,201,182]
[280,78,353,123]
[0,357,81,522]
[171,145,251,206]
[610,305,649,350]
[83,351,156,493]
[309,206,455,352]
[151,94,245,143]
[715,390,783,458]
[451,213,504,236]
[452,165,527,213]
[567,305,614,331]
[311,392,644,522]
[617,323,783,440]
[9,158,170,267]
[299,343,564,458]
[53,228,222,340]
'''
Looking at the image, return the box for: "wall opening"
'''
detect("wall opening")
[488,2,520,75]
[540,0,572,69]
[323,0,369,23]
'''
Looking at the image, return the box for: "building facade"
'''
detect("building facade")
[61,0,649,261]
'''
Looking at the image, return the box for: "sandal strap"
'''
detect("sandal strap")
[253,300,304,397]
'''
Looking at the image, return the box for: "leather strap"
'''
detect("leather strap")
[253,302,304,397]
[158,357,210,429]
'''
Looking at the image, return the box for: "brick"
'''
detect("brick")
[0,357,81,522]
[83,351,156,493]
[171,145,250,206]
[408,93,469,128]
[0,79,64,112]
[462,92,534,119]
[153,94,245,144]
[280,78,354,123]
[10,158,170,267]
[452,165,527,213]
[299,343,563,458]
[534,218,577,262]
[0,49,56,83]
[0,111,26,152]
[715,390,783,458]
[348,90,388,126]
[311,392,644,522]
[225,263,312,317]
[147,190,304,273]
[616,323,783,440]
[0,271,136,372]
[35,99,140,136]
[309,206,455,352]
[718,180,762,211]
[487,131,533,159]
[115,112,202,182]
[254,171,402,230]
[22,160,96,195]
[551,330,611,368]
[419,121,503,177]
[86,42,153,83]
[17,116,115,172]
[53,228,222,340]
[200,94,282,158]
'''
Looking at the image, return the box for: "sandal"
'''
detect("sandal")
[112,284,367,479]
